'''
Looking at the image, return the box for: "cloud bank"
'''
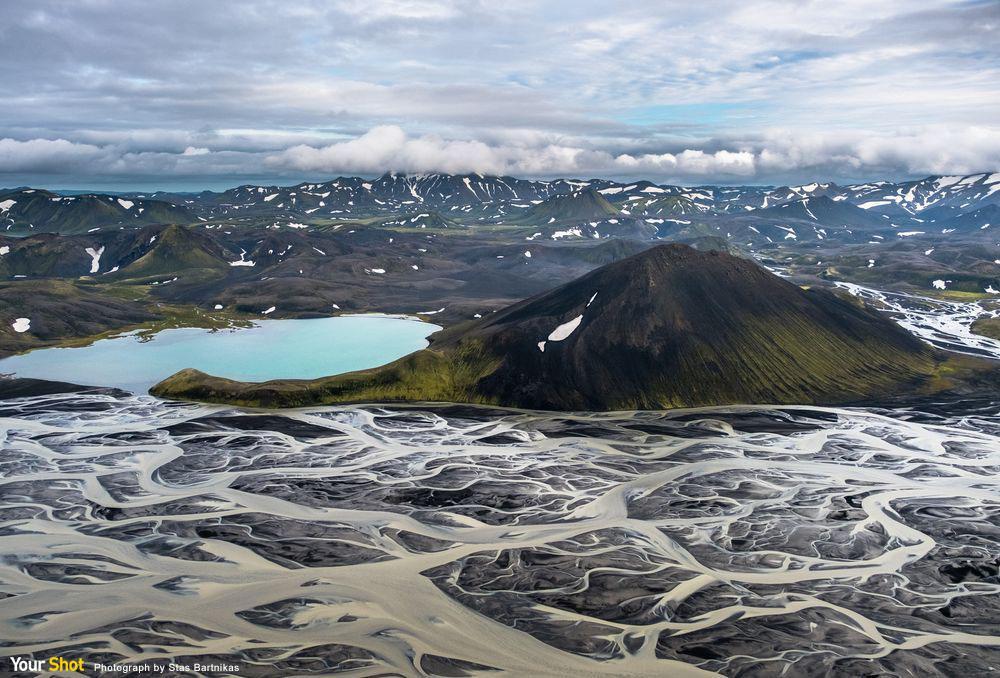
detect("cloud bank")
[3,124,997,186]
[0,0,996,187]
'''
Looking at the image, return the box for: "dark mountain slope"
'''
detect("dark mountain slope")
[110,224,232,279]
[0,189,192,234]
[518,189,621,224]
[0,279,158,357]
[153,244,949,410]
[748,195,888,229]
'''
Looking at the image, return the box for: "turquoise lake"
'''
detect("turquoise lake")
[0,315,439,394]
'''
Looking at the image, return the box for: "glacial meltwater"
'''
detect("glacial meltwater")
[0,392,998,676]
[0,315,439,394]
[1,296,999,676]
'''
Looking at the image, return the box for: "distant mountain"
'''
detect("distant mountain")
[110,224,232,279]
[520,189,621,224]
[377,210,466,230]
[0,224,233,279]
[842,173,1000,216]
[5,171,998,249]
[196,173,613,222]
[749,195,886,228]
[0,188,192,234]
[152,244,953,409]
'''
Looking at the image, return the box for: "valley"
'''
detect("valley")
[1,171,998,364]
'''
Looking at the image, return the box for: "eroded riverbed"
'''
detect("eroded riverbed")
[0,392,998,676]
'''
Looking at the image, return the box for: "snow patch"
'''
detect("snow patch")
[11,317,30,332]
[230,249,255,267]
[84,246,104,273]
[547,314,583,342]
[551,228,582,239]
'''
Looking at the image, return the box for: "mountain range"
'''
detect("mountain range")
[3,171,998,248]
[2,171,998,361]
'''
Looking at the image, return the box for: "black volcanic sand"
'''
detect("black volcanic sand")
[0,392,998,676]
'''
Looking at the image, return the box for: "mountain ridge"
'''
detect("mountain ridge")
[5,171,997,249]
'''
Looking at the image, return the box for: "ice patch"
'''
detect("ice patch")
[117,199,134,210]
[11,317,30,332]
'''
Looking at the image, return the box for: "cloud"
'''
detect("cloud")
[266,124,1000,182]
[2,124,998,186]
[0,1,995,187]
[0,137,105,172]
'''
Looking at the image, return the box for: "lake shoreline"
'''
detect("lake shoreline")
[0,314,441,394]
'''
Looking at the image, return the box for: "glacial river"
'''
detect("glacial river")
[0,393,998,677]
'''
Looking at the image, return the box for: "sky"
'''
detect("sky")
[0,0,998,191]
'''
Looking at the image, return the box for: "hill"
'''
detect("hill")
[151,244,955,410]
[112,224,231,279]
[518,189,621,224]
[0,189,192,234]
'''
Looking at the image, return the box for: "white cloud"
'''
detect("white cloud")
[0,137,104,171]
[0,0,996,186]
[266,124,1000,181]
[2,124,997,184]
